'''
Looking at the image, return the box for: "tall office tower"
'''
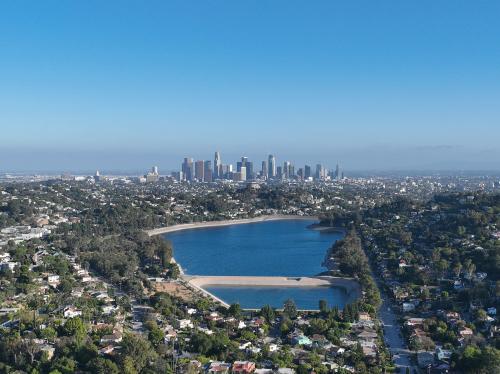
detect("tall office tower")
[224,164,233,174]
[304,165,311,179]
[268,154,276,179]
[289,164,295,178]
[297,168,304,180]
[315,164,323,179]
[315,164,325,180]
[245,161,253,180]
[261,161,268,179]
[194,160,204,181]
[204,160,212,182]
[335,163,340,180]
[276,166,283,179]
[240,166,247,181]
[237,156,248,171]
[214,151,221,179]
[182,157,194,181]
[283,161,290,179]
[152,166,159,175]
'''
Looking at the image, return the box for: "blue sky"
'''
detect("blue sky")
[1,1,499,172]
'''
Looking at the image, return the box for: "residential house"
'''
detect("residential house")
[63,306,82,318]
[231,361,255,373]
[206,362,231,374]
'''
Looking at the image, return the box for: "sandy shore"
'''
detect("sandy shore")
[186,275,360,301]
[146,214,318,236]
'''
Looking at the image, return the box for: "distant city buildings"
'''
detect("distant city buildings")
[173,152,341,183]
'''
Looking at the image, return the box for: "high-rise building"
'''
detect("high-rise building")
[315,163,326,180]
[245,161,253,180]
[304,165,311,179]
[276,166,283,179]
[283,161,290,179]
[297,168,304,180]
[237,157,253,180]
[214,152,221,179]
[268,155,276,179]
[194,160,204,181]
[182,158,193,181]
[261,161,268,179]
[240,166,247,181]
[204,160,212,182]
[146,166,159,183]
[335,163,341,180]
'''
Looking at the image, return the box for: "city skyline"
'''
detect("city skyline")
[1,1,500,172]
[172,152,341,182]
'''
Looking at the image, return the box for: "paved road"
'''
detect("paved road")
[377,285,414,373]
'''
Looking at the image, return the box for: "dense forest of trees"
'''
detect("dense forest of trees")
[324,230,382,310]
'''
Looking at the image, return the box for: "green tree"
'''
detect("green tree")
[227,303,242,319]
[283,299,297,319]
[51,357,76,374]
[260,305,275,323]
[88,357,120,374]
[62,317,86,345]
[120,334,157,373]
[319,299,329,315]
[148,327,165,347]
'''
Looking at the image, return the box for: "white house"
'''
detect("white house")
[63,306,82,318]
[177,319,194,329]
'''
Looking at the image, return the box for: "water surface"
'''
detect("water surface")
[164,219,347,309]
[165,219,342,276]
[204,285,349,310]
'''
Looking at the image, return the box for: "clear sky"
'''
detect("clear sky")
[1,1,499,173]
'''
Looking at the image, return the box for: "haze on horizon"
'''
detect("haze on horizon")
[1,1,499,173]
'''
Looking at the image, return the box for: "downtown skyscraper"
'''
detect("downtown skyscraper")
[214,151,222,179]
[268,154,276,179]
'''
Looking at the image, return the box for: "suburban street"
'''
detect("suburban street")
[377,283,414,373]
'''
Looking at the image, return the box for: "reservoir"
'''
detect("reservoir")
[164,219,349,309]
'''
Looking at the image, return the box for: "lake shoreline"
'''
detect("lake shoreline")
[146,214,318,236]
[307,223,346,234]
[184,275,360,311]
[154,217,359,309]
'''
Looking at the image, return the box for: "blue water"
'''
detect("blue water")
[204,286,349,310]
[164,219,347,309]
[165,219,342,276]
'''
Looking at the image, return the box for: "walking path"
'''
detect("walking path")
[145,215,317,236]
[182,275,360,310]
